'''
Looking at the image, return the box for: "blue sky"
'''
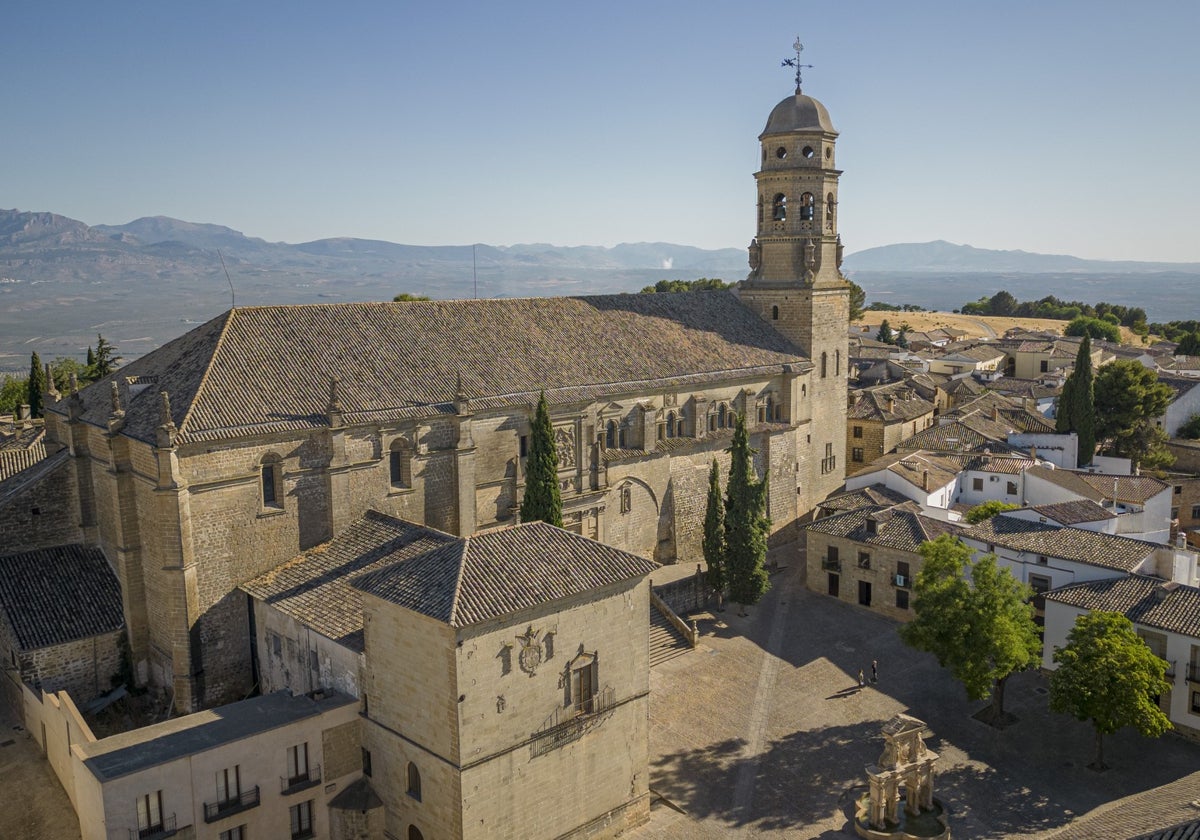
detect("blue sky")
[4,1,1199,261]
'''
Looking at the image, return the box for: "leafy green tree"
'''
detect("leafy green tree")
[847,278,866,322]
[639,278,733,294]
[393,293,432,301]
[988,290,1018,316]
[702,459,727,607]
[519,392,563,527]
[1176,332,1200,356]
[0,375,27,416]
[27,352,45,418]
[876,319,895,345]
[964,500,1020,524]
[86,345,95,368]
[724,413,770,615]
[92,334,122,378]
[1093,360,1174,469]
[1055,335,1096,465]
[1064,316,1121,343]
[895,326,909,349]
[49,356,90,392]
[1049,611,1172,770]
[900,535,1041,725]
[1179,413,1200,440]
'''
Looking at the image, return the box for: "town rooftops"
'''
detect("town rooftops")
[849,451,960,490]
[53,292,810,445]
[897,421,1027,455]
[818,484,913,514]
[849,386,936,422]
[962,515,1156,572]
[241,510,456,652]
[1026,466,1170,505]
[352,521,659,628]
[80,689,356,782]
[1028,499,1117,525]
[806,504,960,553]
[1045,574,1200,638]
[0,544,124,651]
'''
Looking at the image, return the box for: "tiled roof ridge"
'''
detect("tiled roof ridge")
[447,535,472,627]
[177,308,235,439]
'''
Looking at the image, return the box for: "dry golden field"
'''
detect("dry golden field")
[857,310,1149,346]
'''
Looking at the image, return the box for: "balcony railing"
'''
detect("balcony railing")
[821,558,841,572]
[129,815,177,840]
[280,764,322,795]
[531,686,615,758]
[1164,659,1177,679]
[204,785,260,823]
[1188,662,1200,683]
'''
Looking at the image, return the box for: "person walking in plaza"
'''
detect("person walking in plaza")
[858,668,865,688]
[871,659,878,683]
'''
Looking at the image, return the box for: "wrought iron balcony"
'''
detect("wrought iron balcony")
[531,686,615,758]
[129,815,177,840]
[204,785,260,823]
[1188,662,1200,683]
[280,764,322,795]
[821,557,841,572]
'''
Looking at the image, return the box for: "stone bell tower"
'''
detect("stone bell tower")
[738,47,850,500]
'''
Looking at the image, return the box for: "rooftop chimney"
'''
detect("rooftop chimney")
[922,470,930,492]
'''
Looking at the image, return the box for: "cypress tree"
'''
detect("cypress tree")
[724,413,771,615]
[86,345,96,370]
[1056,335,1096,465]
[702,459,726,606]
[27,351,45,419]
[519,391,563,527]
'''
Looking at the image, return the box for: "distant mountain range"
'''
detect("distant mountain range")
[2,209,1198,374]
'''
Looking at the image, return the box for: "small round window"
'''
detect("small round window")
[775,147,787,159]
[802,146,815,159]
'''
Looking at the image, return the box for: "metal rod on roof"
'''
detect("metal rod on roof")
[473,244,478,300]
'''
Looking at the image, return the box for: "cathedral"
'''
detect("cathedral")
[5,79,851,714]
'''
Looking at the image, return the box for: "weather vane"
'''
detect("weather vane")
[781,37,813,93]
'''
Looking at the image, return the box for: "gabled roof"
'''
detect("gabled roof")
[848,385,936,422]
[0,544,124,650]
[54,292,809,445]
[1026,466,1170,505]
[897,421,1025,455]
[1046,574,1200,638]
[961,515,1156,572]
[806,505,960,553]
[1029,499,1116,525]
[352,521,658,628]
[849,450,960,490]
[818,484,913,513]
[241,510,456,652]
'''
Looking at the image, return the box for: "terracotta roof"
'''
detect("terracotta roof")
[850,451,960,489]
[897,421,1025,455]
[818,485,912,513]
[0,427,46,482]
[0,544,124,650]
[1045,574,1200,637]
[848,385,935,422]
[1047,771,1200,840]
[1027,467,1170,505]
[1029,499,1116,525]
[54,292,810,445]
[241,510,456,652]
[962,515,1155,572]
[806,505,960,553]
[352,521,659,627]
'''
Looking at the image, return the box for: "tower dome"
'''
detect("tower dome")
[760,92,837,138]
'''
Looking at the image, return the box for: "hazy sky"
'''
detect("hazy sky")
[5,1,1198,261]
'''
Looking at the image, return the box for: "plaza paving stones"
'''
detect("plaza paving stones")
[633,548,1200,839]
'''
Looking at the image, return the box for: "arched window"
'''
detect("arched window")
[676,412,685,437]
[718,403,727,428]
[771,305,779,320]
[708,413,716,432]
[261,454,282,509]
[826,192,836,226]
[766,395,775,422]
[605,420,617,449]
[821,352,828,378]
[407,762,421,801]
[666,412,676,438]
[799,192,815,221]
[772,193,787,221]
[389,438,412,489]
[409,827,424,840]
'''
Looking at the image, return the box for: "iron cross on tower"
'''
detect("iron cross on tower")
[781,37,813,93]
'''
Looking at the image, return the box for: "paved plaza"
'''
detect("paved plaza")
[634,547,1200,839]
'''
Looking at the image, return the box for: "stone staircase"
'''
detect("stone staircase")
[649,606,691,667]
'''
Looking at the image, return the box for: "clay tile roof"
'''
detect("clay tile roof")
[1029,467,1170,505]
[897,421,1026,455]
[818,484,912,513]
[1029,499,1117,525]
[0,544,124,650]
[849,386,935,422]
[0,426,46,482]
[962,515,1156,572]
[241,510,456,652]
[56,292,809,445]
[1045,574,1200,637]
[805,505,961,553]
[352,521,659,628]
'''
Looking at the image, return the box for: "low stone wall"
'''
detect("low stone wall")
[20,682,96,812]
[652,568,711,616]
[1167,440,1200,474]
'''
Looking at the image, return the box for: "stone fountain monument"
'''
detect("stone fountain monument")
[855,714,949,839]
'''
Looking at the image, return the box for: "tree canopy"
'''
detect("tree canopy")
[1176,332,1200,356]
[1064,316,1121,344]
[1049,610,1172,770]
[847,278,866,322]
[964,500,1020,524]
[876,319,895,344]
[92,334,122,378]
[27,351,45,419]
[1093,360,1174,469]
[393,293,432,302]
[519,392,563,527]
[899,535,1041,724]
[639,278,732,294]
[1055,335,1096,465]
[702,459,727,597]
[1179,413,1200,440]
[724,413,770,614]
